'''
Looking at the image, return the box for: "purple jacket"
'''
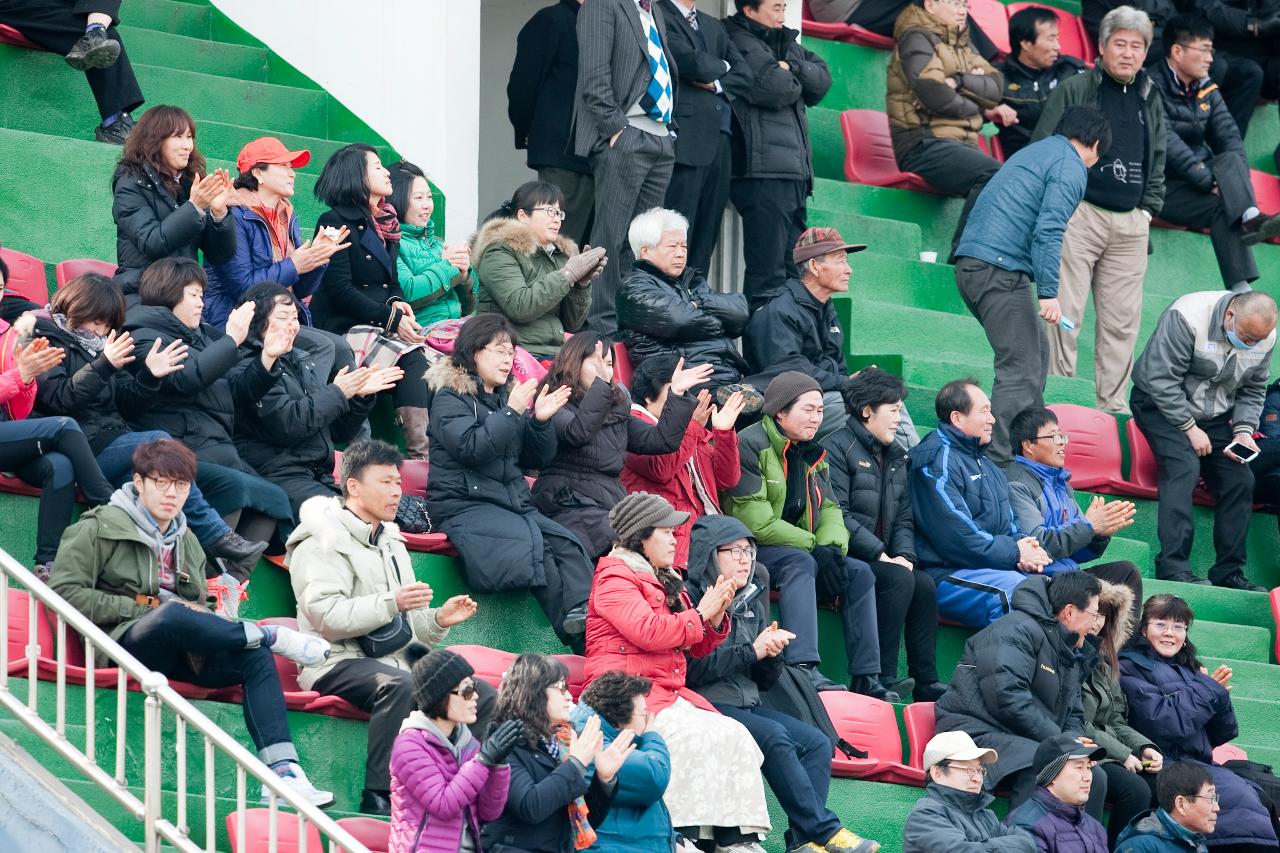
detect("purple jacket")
[1006,787,1108,853]
[389,714,511,853]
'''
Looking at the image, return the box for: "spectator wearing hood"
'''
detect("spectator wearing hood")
[684,515,882,853]
[1005,734,1110,853]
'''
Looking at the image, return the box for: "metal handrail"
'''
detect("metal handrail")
[0,547,371,853]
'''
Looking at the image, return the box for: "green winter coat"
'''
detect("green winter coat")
[723,415,849,553]
[1081,579,1158,762]
[50,505,208,641]
[472,217,589,358]
[395,220,478,328]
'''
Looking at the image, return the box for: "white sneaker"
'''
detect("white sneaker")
[268,625,330,667]
[261,762,335,808]
[714,843,767,853]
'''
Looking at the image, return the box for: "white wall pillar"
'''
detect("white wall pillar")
[210,0,482,243]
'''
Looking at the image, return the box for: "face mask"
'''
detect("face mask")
[1225,315,1258,351]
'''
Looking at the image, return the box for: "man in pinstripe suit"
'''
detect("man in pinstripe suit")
[573,0,680,334]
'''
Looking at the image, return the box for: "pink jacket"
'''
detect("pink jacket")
[0,317,36,421]
[389,713,511,853]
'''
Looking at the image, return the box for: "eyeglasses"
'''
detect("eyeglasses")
[483,344,516,358]
[531,207,567,220]
[547,681,571,695]
[944,763,988,778]
[1033,433,1070,445]
[717,545,757,561]
[933,0,968,7]
[1178,43,1215,56]
[1187,792,1220,805]
[146,477,192,494]
[1081,608,1103,624]
[451,681,478,700]
[1150,621,1188,635]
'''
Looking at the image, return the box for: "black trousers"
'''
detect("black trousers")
[1210,51,1266,139]
[870,560,939,684]
[1101,762,1158,849]
[1250,438,1280,505]
[665,135,732,275]
[313,656,497,793]
[731,177,807,307]
[0,0,143,120]
[1159,150,1259,288]
[897,138,1001,261]
[1131,388,1254,583]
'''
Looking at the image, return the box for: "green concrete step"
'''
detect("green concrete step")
[807,209,923,259]
[118,25,322,91]
[1201,657,1280,703]
[809,40,890,114]
[125,0,214,40]
[1120,501,1280,592]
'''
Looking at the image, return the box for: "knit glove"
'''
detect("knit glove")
[477,719,524,767]
[562,246,607,286]
[1189,161,1215,193]
[812,545,848,601]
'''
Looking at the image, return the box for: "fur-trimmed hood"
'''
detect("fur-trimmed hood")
[287,494,404,556]
[424,358,515,397]
[1098,579,1135,650]
[469,216,578,264]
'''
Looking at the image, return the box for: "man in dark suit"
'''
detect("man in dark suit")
[573,0,680,334]
[659,0,753,274]
[508,0,595,246]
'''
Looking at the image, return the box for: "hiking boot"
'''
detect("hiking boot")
[880,676,916,699]
[800,664,847,692]
[716,383,765,417]
[562,606,588,636]
[823,828,882,853]
[94,112,134,145]
[205,531,268,580]
[66,27,121,70]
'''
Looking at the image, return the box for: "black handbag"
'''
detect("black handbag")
[395,494,433,534]
[358,614,413,658]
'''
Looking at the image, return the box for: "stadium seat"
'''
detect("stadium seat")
[302,693,371,720]
[903,700,936,771]
[800,0,895,48]
[1045,404,1124,492]
[225,809,323,853]
[1006,4,1094,63]
[452,644,517,689]
[252,618,322,710]
[840,110,940,194]
[981,132,1004,163]
[0,23,38,50]
[6,588,54,676]
[0,246,50,305]
[335,817,390,852]
[1271,587,1280,664]
[821,691,925,785]
[967,0,1012,56]
[1213,743,1249,764]
[612,341,634,389]
[0,473,41,498]
[55,258,116,289]
[553,653,587,699]
[1250,170,1280,244]
[1123,419,1215,505]
[39,603,121,688]
[396,458,455,555]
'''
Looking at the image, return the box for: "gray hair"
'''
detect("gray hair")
[1099,5,1153,48]
[1235,291,1279,323]
[628,207,688,259]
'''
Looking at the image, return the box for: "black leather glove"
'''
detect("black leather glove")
[812,545,848,601]
[477,719,524,767]
[1189,161,1215,194]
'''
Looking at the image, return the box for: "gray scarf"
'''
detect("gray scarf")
[110,483,188,597]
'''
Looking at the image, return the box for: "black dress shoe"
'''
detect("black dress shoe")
[850,674,899,703]
[562,606,588,636]
[1242,212,1280,246]
[913,681,949,703]
[1216,572,1267,592]
[880,675,916,698]
[799,664,847,692]
[94,112,133,145]
[360,788,391,816]
[205,531,269,580]
[1162,571,1212,586]
[66,27,121,70]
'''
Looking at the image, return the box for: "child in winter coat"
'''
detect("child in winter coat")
[389,647,518,853]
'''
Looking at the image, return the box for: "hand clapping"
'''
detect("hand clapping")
[143,337,189,378]
[15,337,64,383]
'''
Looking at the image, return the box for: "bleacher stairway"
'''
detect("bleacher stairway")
[0,0,1277,850]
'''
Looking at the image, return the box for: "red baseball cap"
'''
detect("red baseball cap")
[236,137,310,173]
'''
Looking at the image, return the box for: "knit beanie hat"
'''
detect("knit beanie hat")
[762,371,823,417]
[410,648,475,713]
[609,492,690,543]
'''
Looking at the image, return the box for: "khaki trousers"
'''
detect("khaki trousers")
[1048,202,1149,413]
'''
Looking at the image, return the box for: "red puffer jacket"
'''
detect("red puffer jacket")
[584,551,730,714]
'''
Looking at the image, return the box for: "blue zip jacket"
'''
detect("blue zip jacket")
[569,702,675,853]
[909,423,1025,575]
[1006,457,1106,572]
[953,134,1088,298]
[204,204,325,327]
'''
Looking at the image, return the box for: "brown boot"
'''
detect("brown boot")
[396,406,429,459]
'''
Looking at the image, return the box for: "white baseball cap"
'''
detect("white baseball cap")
[922,731,998,773]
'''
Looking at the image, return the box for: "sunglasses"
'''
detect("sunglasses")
[451,681,478,700]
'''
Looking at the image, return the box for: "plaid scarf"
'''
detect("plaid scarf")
[371,199,401,247]
[542,726,597,849]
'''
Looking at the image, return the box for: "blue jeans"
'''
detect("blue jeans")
[94,431,230,546]
[119,603,295,763]
[756,545,880,677]
[715,703,842,849]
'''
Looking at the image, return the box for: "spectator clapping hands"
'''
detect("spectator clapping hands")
[1016,536,1051,573]
[189,168,233,218]
[696,574,735,628]
[752,620,795,660]
[15,337,65,383]
[434,594,478,627]
[669,358,714,395]
[1083,496,1137,537]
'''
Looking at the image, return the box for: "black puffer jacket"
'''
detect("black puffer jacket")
[684,515,779,709]
[122,305,275,471]
[616,260,749,389]
[32,314,161,454]
[996,54,1087,158]
[531,378,695,559]
[230,338,373,483]
[1152,62,1243,189]
[743,278,846,391]
[723,12,832,183]
[309,205,406,336]
[934,576,1090,787]
[821,418,915,564]
[111,164,236,295]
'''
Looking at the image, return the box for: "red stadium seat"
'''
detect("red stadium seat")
[394,458,456,553]
[903,700,937,770]
[400,459,429,496]
[1006,4,1094,63]
[302,693,371,720]
[0,23,39,50]
[821,691,925,785]
[612,341,634,388]
[1250,170,1280,244]
[1045,404,1124,492]
[840,110,941,193]
[6,588,53,676]
[55,258,116,289]
[225,809,323,853]
[801,0,895,48]
[1271,587,1280,664]
[967,0,1012,56]
[335,817,390,852]
[553,653,587,699]
[0,247,50,305]
[1123,419,1215,505]
[252,618,322,710]
[452,644,517,690]
[0,473,41,498]
[1213,743,1249,764]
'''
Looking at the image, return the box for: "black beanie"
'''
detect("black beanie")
[410,649,475,713]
